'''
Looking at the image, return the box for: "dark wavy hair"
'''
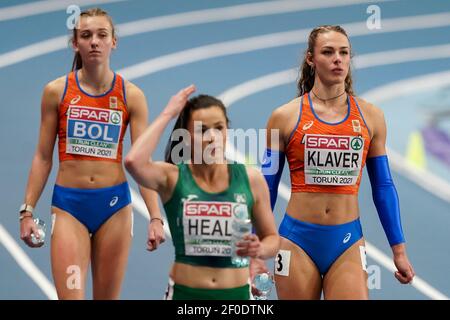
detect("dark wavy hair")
[164,95,230,164]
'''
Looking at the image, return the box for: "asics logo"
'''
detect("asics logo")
[303,121,314,131]
[182,194,198,203]
[109,196,119,207]
[343,233,352,244]
[70,95,81,104]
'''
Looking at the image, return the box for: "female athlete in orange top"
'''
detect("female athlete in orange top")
[19,8,164,299]
[263,25,415,299]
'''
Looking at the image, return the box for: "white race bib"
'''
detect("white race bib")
[66,105,123,159]
[304,134,364,185]
[182,201,247,257]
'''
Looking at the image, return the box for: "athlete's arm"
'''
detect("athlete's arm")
[237,167,280,260]
[127,82,165,250]
[365,102,415,284]
[20,78,62,247]
[125,85,196,201]
[262,106,288,210]
[366,106,405,246]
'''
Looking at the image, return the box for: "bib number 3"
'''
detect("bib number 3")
[274,250,291,276]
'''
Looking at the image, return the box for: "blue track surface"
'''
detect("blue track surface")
[1,0,449,300]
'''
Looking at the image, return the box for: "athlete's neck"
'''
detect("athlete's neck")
[78,64,114,94]
[189,162,228,185]
[310,81,347,107]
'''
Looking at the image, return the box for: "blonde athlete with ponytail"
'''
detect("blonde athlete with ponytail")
[263,25,415,299]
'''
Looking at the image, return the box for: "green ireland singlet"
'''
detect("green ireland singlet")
[163,162,254,268]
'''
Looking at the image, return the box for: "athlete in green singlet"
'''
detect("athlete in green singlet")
[125,85,280,300]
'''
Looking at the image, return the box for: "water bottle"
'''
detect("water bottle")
[231,204,252,267]
[31,218,46,245]
[253,272,274,300]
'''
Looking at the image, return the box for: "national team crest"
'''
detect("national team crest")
[352,120,361,133]
[110,96,118,109]
[234,193,247,203]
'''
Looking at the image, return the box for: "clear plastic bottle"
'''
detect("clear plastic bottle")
[230,204,252,267]
[253,272,274,300]
[31,218,46,245]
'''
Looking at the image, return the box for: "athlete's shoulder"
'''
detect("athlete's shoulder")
[353,96,384,122]
[122,79,147,110]
[123,79,145,97]
[268,97,302,127]
[245,166,265,186]
[244,166,269,202]
[45,75,66,92]
[43,75,67,103]
[354,96,382,115]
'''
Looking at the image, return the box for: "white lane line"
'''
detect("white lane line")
[0,0,381,299]
[388,147,450,204]
[0,224,57,300]
[220,69,298,106]
[220,66,450,204]
[5,3,446,300]
[118,12,450,79]
[113,17,450,299]
[366,243,448,300]
[118,0,387,36]
[0,0,410,69]
[362,69,450,103]
[0,35,68,69]
[217,85,450,301]
[129,188,172,239]
[0,0,127,22]
[272,173,448,300]
[354,45,450,69]
[124,49,450,300]
[216,61,450,301]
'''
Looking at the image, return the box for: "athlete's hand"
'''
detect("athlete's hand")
[147,218,166,251]
[249,257,269,297]
[20,217,43,248]
[162,85,196,119]
[393,251,415,284]
[236,234,262,258]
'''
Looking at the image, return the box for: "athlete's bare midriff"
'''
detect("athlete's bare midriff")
[170,262,250,289]
[56,160,126,188]
[286,192,360,225]
[279,95,369,226]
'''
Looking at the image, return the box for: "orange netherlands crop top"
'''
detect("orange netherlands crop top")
[57,71,129,162]
[285,93,371,194]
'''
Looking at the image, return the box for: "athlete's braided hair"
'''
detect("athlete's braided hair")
[297,25,354,97]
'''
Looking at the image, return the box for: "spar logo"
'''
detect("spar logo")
[69,106,110,123]
[110,112,121,125]
[305,135,350,150]
[67,106,121,143]
[351,137,363,151]
[184,201,233,217]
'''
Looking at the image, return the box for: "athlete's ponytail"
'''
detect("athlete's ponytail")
[71,52,82,71]
[70,8,116,71]
[164,95,230,164]
[297,25,354,97]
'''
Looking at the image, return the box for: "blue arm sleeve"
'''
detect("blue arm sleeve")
[261,148,285,211]
[366,155,405,247]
